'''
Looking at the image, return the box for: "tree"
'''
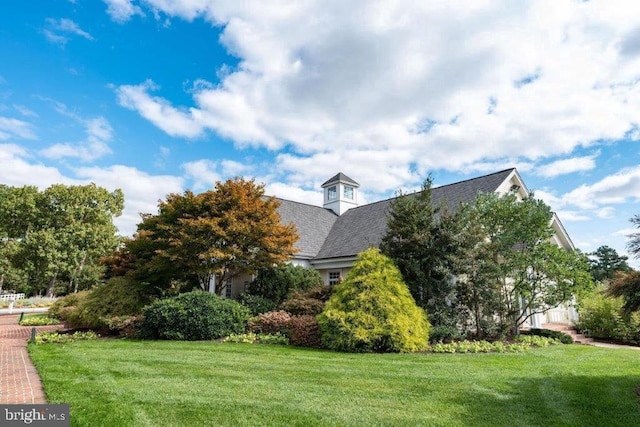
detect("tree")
[380,177,463,328]
[606,271,640,314]
[589,245,631,282]
[118,177,298,296]
[247,264,323,304]
[627,214,640,258]
[317,248,430,353]
[0,183,123,296]
[471,192,593,334]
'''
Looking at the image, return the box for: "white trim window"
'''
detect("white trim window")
[329,271,341,286]
[225,280,233,299]
[327,185,337,201]
[344,186,354,200]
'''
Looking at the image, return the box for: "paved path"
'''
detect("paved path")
[0,314,63,404]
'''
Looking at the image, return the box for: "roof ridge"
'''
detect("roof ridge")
[274,197,337,213]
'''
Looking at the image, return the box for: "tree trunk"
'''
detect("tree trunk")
[46,273,57,298]
[0,274,4,293]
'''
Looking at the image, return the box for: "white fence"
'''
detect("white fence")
[0,293,25,301]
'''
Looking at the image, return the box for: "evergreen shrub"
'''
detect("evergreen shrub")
[318,248,430,353]
[140,291,250,340]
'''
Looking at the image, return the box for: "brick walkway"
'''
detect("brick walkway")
[0,314,63,404]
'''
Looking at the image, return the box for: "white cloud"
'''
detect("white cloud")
[116,80,205,138]
[535,154,598,178]
[562,166,640,209]
[114,0,640,185]
[0,116,36,140]
[555,210,590,222]
[104,0,145,23]
[613,227,637,237]
[40,117,113,162]
[13,105,38,118]
[44,18,94,46]
[183,159,222,190]
[0,144,76,187]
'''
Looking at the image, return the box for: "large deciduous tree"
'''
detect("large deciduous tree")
[470,192,592,334]
[0,183,123,296]
[115,177,298,296]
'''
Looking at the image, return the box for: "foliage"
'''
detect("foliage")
[318,248,430,353]
[0,183,123,296]
[287,315,322,347]
[428,325,465,344]
[104,315,144,338]
[247,311,322,347]
[588,245,631,282]
[514,335,560,347]
[380,177,463,329]
[223,332,289,345]
[19,314,60,326]
[48,277,151,330]
[279,285,334,315]
[429,340,530,353]
[247,311,292,335]
[34,331,99,344]
[237,293,278,316]
[523,328,573,344]
[115,178,298,296]
[606,270,640,314]
[140,291,250,340]
[469,192,593,333]
[575,289,640,344]
[248,264,323,304]
[627,213,640,258]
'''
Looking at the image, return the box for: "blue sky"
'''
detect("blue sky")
[1,1,640,264]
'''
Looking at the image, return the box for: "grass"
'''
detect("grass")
[30,341,640,426]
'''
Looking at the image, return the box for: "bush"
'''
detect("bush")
[514,335,559,347]
[429,325,464,344]
[237,293,278,316]
[318,248,430,353]
[428,340,531,353]
[248,264,323,304]
[247,311,292,335]
[48,277,153,331]
[140,291,250,340]
[34,331,99,344]
[288,315,322,347]
[524,328,574,344]
[223,332,289,345]
[279,285,334,315]
[104,315,144,338]
[19,315,60,326]
[575,291,640,344]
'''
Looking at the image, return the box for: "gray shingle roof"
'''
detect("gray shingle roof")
[314,168,515,260]
[276,198,338,259]
[321,172,360,188]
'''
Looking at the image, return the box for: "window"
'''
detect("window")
[344,186,354,200]
[329,271,341,286]
[327,185,337,201]
[225,280,233,298]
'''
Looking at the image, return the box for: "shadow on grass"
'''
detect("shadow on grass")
[450,374,640,427]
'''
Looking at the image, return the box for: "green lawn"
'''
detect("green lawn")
[29,341,640,426]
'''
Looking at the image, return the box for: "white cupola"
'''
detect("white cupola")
[321,172,359,215]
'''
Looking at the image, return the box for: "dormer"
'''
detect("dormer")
[321,173,359,215]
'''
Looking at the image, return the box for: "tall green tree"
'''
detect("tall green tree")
[0,184,123,296]
[114,177,299,296]
[471,192,593,333]
[589,245,631,282]
[380,177,462,328]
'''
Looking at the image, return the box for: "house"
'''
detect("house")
[219,168,577,327]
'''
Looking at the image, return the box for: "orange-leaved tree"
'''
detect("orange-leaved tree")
[123,177,298,296]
